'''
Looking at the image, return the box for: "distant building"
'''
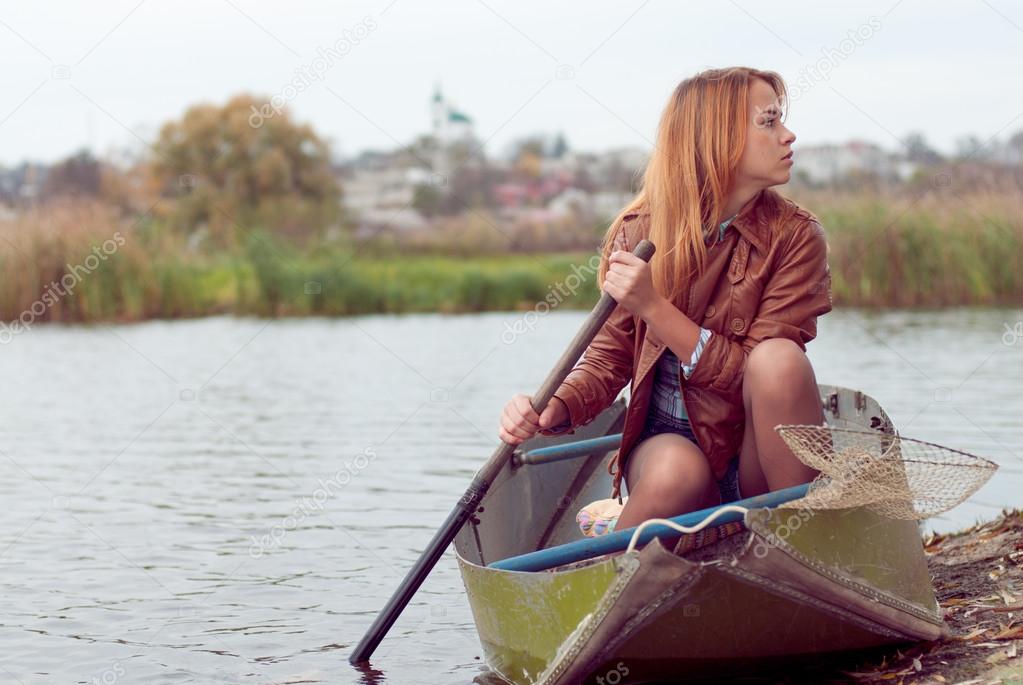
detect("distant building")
[988,134,1023,165]
[431,83,476,181]
[547,188,634,222]
[570,148,647,191]
[340,148,431,236]
[342,150,431,213]
[794,140,917,185]
[546,187,589,217]
[340,85,483,230]
[353,206,429,238]
[590,190,636,220]
[0,162,48,206]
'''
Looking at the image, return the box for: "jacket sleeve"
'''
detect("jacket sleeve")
[539,225,637,435]
[684,219,832,397]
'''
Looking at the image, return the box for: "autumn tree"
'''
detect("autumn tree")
[151,93,341,246]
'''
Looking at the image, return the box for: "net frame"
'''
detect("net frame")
[772,424,998,520]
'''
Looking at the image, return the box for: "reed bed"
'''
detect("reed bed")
[1,192,1020,324]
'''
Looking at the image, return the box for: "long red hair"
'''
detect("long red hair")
[598,66,799,305]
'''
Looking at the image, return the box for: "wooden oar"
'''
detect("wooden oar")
[349,239,656,664]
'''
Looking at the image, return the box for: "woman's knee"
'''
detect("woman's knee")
[628,436,716,500]
[744,338,812,392]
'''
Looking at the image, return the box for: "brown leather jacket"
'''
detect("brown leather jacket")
[540,189,833,501]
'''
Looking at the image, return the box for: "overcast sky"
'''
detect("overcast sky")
[1,0,1021,166]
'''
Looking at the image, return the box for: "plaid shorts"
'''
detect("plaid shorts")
[638,412,743,504]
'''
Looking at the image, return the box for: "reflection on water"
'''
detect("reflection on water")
[0,307,1019,682]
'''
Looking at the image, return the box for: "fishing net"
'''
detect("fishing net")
[773,424,998,520]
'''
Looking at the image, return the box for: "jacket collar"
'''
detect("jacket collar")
[726,189,771,255]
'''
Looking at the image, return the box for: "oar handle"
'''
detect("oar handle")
[348,239,655,664]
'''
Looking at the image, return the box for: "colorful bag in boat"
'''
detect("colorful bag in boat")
[576,497,627,537]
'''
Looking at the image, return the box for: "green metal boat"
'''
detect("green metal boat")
[453,385,947,684]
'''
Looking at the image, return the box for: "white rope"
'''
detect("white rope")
[625,505,750,553]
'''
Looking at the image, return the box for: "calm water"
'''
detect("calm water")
[1,307,1020,683]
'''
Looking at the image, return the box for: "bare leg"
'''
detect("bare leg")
[737,338,824,497]
[616,433,721,530]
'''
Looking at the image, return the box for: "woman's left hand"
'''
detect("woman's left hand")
[601,250,663,320]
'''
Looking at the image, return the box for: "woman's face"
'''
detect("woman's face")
[735,78,796,190]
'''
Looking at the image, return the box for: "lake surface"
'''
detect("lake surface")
[1,307,1020,683]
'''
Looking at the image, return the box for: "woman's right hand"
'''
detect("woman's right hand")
[498,394,569,445]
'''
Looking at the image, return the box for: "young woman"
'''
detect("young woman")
[498,66,832,531]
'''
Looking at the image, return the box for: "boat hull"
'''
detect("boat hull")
[455,386,945,684]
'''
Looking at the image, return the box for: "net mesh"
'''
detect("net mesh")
[773,424,998,520]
